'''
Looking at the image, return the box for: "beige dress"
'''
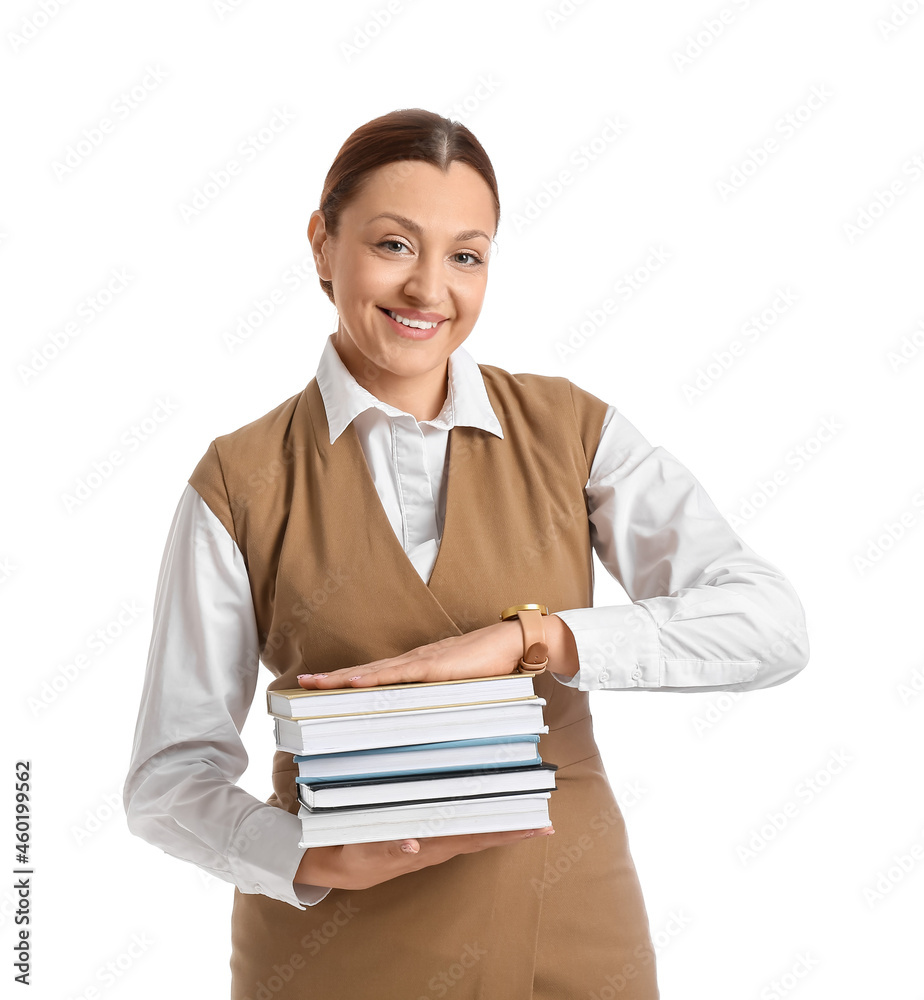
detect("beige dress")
[189,366,660,999]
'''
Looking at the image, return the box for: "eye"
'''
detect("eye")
[377,239,409,254]
[454,251,485,266]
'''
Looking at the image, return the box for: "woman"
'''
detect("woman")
[123,108,809,999]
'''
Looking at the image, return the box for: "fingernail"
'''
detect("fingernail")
[297,674,311,681]
[348,675,362,681]
[314,673,328,678]
[401,842,418,854]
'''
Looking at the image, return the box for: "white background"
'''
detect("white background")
[3,1,924,997]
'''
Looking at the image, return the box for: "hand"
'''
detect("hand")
[295,825,556,892]
[296,620,526,690]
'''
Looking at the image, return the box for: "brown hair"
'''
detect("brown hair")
[315,108,500,305]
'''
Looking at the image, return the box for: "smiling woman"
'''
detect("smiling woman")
[123,108,809,1000]
[308,157,497,420]
[308,120,500,420]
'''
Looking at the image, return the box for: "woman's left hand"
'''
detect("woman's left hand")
[296,620,525,689]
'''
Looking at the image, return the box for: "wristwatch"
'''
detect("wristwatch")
[500,604,550,674]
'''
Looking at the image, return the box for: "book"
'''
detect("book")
[296,762,559,811]
[275,698,548,755]
[297,792,553,848]
[293,735,543,782]
[268,672,537,719]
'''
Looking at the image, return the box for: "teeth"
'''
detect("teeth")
[386,309,439,330]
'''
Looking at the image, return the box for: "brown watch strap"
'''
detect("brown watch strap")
[515,608,549,674]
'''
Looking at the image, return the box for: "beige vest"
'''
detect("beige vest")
[189,365,659,999]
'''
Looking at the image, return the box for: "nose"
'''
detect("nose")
[402,251,448,308]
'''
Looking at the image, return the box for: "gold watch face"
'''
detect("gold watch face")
[500,603,550,620]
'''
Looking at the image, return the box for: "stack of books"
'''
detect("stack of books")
[266,674,558,848]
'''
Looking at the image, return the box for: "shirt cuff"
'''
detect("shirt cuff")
[228,804,332,909]
[551,605,662,690]
[293,876,334,907]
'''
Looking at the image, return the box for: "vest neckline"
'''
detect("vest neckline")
[305,378,475,636]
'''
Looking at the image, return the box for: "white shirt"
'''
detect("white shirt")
[122,333,809,911]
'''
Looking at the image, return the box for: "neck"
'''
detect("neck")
[333,334,449,422]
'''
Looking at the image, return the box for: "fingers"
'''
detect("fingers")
[297,656,436,688]
[334,826,556,889]
[446,826,556,854]
[297,665,422,689]
[394,826,555,865]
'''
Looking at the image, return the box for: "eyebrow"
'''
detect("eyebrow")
[365,212,491,243]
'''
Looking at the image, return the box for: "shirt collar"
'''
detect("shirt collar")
[316,332,504,444]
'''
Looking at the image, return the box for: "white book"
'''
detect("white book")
[297,763,559,810]
[268,673,537,719]
[275,699,548,755]
[297,792,552,848]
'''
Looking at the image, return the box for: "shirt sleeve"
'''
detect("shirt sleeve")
[550,405,810,692]
[122,483,332,909]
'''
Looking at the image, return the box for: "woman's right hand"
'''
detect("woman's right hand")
[295,826,555,892]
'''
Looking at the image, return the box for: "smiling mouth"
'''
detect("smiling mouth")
[378,307,445,330]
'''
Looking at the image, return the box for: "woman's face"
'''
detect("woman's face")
[309,159,497,411]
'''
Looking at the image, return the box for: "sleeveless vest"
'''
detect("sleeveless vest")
[189,365,660,999]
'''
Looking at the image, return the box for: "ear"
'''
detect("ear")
[307,210,333,281]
